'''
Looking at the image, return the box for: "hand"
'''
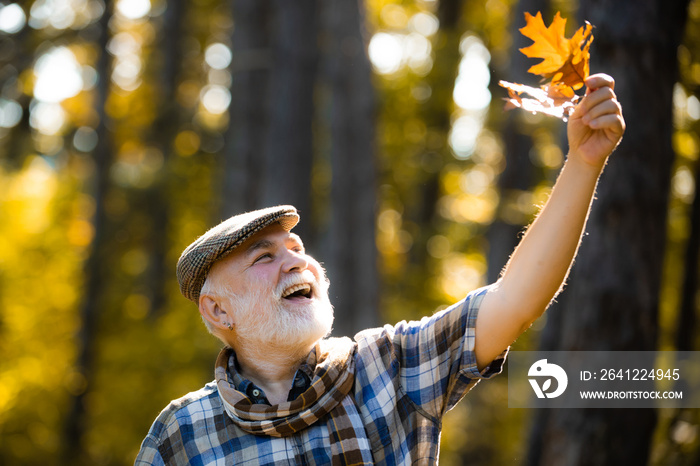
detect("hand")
[567,73,625,171]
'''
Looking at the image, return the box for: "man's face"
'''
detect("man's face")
[206,223,334,351]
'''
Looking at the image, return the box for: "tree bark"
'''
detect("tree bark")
[144,0,185,317]
[62,1,114,462]
[677,156,700,351]
[224,0,272,216]
[319,0,379,336]
[527,1,690,465]
[261,0,318,242]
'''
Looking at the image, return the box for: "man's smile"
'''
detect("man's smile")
[281,283,313,300]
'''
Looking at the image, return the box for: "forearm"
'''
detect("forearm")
[474,74,623,370]
[493,154,602,323]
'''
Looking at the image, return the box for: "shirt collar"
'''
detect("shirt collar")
[227,351,313,405]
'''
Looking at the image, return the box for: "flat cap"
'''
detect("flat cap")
[177,205,299,302]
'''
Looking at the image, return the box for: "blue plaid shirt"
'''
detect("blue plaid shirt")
[135,286,507,465]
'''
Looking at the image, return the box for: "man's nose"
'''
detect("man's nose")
[282,249,309,273]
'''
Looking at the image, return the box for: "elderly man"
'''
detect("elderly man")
[136,74,624,465]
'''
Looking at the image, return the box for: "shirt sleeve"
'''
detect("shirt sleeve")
[390,285,508,418]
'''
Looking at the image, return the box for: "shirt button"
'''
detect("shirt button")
[252,389,261,397]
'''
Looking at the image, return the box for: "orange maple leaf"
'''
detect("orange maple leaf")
[519,11,593,89]
[499,12,594,119]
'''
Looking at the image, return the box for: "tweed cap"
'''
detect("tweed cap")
[177,205,299,302]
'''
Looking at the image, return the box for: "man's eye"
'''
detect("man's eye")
[254,253,272,263]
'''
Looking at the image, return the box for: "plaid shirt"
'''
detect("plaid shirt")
[135,286,507,465]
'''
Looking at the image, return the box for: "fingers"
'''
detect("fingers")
[585,113,625,135]
[572,75,625,137]
[580,86,617,113]
[582,99,621,127]
[583,99,625,135]
[585,73,615,91]
[568,73,625,160]
[577,84,623,125]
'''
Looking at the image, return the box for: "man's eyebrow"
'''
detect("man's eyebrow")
[288,233,304,247]
[244,238,274,256]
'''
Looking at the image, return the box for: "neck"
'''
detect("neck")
[232,339,317,405]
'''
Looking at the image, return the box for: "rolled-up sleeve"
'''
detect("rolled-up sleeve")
[392,285,508,418]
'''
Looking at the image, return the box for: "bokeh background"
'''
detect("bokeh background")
[0,0,699,464]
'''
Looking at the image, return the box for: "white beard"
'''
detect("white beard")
[227,269,334,351]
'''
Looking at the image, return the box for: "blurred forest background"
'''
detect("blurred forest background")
[1,0,699,464]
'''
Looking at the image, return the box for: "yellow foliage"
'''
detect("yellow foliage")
[67,219,95,246]
[439,252,486,300]
[121,248,149,275]
[175,130,201,157]
[442,170,460,194]
[6,157,57,235]
[0,160,85,462]
[195,108,229,132]
[426,234,451,258]
[123,294,151,320]
[380,4,410,29]
[439,189,499,225]
[672,165,696,204]
[63,92,100,127]
[177,80,202,109]
[673,131,699,160]
[19,68,34,95]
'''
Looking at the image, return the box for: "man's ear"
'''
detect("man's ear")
[199,294,230,331]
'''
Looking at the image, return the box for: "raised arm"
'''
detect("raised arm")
[475,74,625,370]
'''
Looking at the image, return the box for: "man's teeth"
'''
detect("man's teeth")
[282,284,312,298]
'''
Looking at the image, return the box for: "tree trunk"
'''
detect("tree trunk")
[261,0,318,242]
[144,0,185,317]
[677,156,700,351]
[319,0,379,336]
[62,1,114,462]
[527,1,690,464]
[223,0,271,217]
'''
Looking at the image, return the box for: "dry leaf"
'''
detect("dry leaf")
[499,80,578,119]
[499,11,594,119]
